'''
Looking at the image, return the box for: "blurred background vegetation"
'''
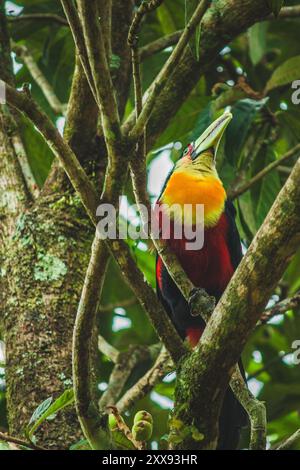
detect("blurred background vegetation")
[1,0,300,450]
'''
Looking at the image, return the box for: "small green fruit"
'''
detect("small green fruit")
[108,413,125,431]
[133,410,153,425]
[132,420,153,441]
[108,414,118,431]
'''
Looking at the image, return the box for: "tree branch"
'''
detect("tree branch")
[228,143,300,200]
[276,429,300,450]
[12,43,67,115]
[140,30,182,61]
[7,13,68,26]
[107,406,144,450]
[276,6,300,19]
[98,334,119,363]
[139,5,300,62]
[259,291,300,325]
[99,345,154,410]
[230,366,266,450]
[3,77,186,429]
[98,0,112,59]
[128,1,164,213]
[5,84,99,223]
[73,236,111,450]
[0,432,46,451]
[116,348,173,414]
[123,0,271,150]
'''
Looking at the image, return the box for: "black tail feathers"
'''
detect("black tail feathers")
[217,361,248,450]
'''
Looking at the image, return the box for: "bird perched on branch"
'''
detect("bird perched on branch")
[155,112,247,450]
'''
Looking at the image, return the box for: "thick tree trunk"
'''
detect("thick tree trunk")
[3,195,94,448]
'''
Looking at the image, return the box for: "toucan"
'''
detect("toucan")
[155,112,247,450]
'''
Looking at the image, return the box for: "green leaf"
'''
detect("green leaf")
[69,439,91,451]
[256,168,281,227]
[225,98,268,165]
[267,0,284,17]
[156,4,176,35]
[27,388,74,438]
[18,115,54,187]
[266,55,300,92]
[28,396,53,428]
[248,23,268,65]
[0,441,12,450]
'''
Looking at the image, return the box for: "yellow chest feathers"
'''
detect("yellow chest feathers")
[160,172,226,227]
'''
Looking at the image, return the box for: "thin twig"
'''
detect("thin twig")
[129,0,210,140]
[10,127,39,199]
[247,352,290,381]
[117,348,173,414]
[228,144,300,200]
[0,5,31,222]
[259,291,300,325]
[98,334,119,363]
[276,429,300,450]
[0,432,46,450]
[140,30,182,61]
[12,43,67,115]
[99,345,153,410]
[128,0,164,212]
[270,6,300,19]
[128,0,164,49]
[7,13,68,26]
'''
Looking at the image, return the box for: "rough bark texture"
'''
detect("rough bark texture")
[1,52,99,448]
[3,197,94,448]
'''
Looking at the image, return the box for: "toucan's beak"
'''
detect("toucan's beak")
[192,112,232,160]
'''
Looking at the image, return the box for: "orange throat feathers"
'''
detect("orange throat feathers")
[160,165,226,228]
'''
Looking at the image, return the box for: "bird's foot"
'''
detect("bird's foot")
[188,288,215,319]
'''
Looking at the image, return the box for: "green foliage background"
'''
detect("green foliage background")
[1,0,300,450]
